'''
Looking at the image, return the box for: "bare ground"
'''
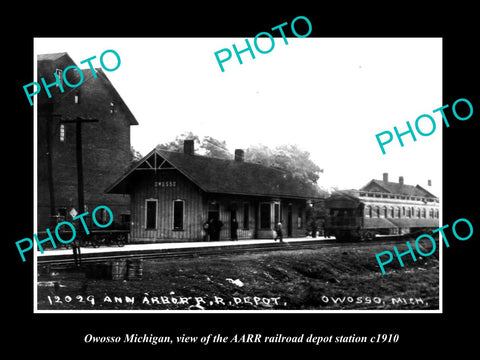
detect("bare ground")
[37,241,439,311]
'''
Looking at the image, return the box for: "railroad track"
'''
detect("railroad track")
[37,235,413,268]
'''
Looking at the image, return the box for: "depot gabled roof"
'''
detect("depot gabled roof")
[106,148,324,200]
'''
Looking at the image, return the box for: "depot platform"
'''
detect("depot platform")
[36,236,333,265]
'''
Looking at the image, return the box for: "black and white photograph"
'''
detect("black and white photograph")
[33,37,442,312]
[6,6,478,356]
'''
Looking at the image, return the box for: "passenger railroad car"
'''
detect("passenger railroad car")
[325,173,439,241]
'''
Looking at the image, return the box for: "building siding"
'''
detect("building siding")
[130,169,205,242]
[128,169,308,243]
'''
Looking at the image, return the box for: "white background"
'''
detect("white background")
[35,37,442,194]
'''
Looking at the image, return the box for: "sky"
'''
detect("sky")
[35,37,442,195]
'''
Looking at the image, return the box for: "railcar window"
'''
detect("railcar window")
[96,207,109,225]
[120,214,130,224]
[364,206,370,217]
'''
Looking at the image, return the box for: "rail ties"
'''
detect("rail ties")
[36,236,409,267]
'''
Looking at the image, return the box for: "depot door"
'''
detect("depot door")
[287,204,293,237]
[207,202,219,221]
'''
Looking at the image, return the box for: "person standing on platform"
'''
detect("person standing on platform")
[203,219,211,241]
[72,234,82,267]
[231,218,239,241]
[211,218,223,241]
[274,220,284,243]
[68,207,82,266]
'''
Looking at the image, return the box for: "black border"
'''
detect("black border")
[7,5,478,356]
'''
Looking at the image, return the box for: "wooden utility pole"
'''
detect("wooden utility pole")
[45,111,56,218]
[59,117,99,213]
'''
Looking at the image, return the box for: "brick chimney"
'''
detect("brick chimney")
[184,139,194,155]
[383,172,388,182]
[399,176,404,185]
[234,149,244,162]
[428,179,432,186]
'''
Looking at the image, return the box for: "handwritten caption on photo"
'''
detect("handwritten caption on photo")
[46,294,286,309]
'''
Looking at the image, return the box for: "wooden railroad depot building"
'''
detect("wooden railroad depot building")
[107,140,323,243]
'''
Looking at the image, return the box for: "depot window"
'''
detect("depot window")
[297,207,303,229]
[260,203,271,229]
[173,200,184,230]
[273,202,281,224]
[145,199,157,229]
